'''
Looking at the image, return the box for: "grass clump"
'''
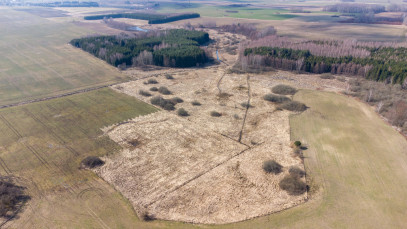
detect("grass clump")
[263,94,291,103]
[278,101,307,112]
[240,102,253,108]
[170,97,184,104]
[147,78,158,84]
[210,111,222,117]
[279,175,307,195]
[262,160,283,174]
[139,90,152,97]
[150,96,176,110]
[165,74,174,79]
[158,86,171,95]
[0,177,29,218]
[150,87,158,92]
[272,84,297,95]
[320,73,334,79]
[177,108,189,116]
[289,166,306,179]
[81,156,105,168]
[191,100,201,106]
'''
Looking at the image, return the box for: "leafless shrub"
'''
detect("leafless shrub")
[139,90,152,97]
[289,166,306,179]
[150,87,158,91]
[279,175,307,195]
[262,160,283,174]
[0,177,29,218]
[158,86,171,95]
[210,111,222,117]
[272,85,297,95]
[81,156,105,168]
[278,101,307,112]
[177,108,189,116]
[191,100,201,106]
[263,94,291,103]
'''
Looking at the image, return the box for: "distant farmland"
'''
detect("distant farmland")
[0,9,128,106]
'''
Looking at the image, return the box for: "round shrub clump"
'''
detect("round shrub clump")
[0,177,28,218]
[139,90,151,97]
[177,108,189,116]
[294,141,302,147]
[150,96,175,110]
[165,74,174,79]
[150,87,158,92]
[278,101,307,112]
[170,97,184,104]
[210,111,222,117]
[158,86,171,95]
[289,166,306,179]
[81,156,105,168]
[191,100,201,106]
[272,84,297,95]
[263,94,291,103]
[262,160,283,174]
[279,175,307,195]
[147,78,158,84]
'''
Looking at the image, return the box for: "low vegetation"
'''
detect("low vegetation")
[150,96,176,110]
[191,100,201,106]
[170,97,184,104]
[71,29,210,68]
[81,156,105,168]
[320,73,334,79]
[271,85,298,95]
[165,74,174,79]
[150,87,158,92]
[158,86,171,95]
[0,177,29,218]
[289,166,306,179]
[210,111,222,117]
[177,108,189,116]
[147,79,158,84]
[139,90,152,97]
[278,101,307,112]
[240,102,252,108]
[262,160,283,174]
[264,94,291,103]
[279,174,307,195]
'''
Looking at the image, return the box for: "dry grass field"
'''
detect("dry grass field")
[0,9,128,106]
[0,88,157,228]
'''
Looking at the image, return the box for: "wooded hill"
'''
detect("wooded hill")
[84,12,200,24]
[70,29,210,68]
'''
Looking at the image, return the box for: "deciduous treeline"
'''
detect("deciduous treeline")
[84,12,200,24]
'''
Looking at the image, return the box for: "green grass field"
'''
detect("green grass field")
[0,9,128,106]
[0,88,158,228]
[156,3,297,20]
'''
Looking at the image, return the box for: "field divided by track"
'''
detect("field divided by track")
[0,88,158,228]
[0,9,128,107]
[83,90,407,228]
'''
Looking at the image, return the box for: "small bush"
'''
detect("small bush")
[150,96,175,110]
[240,102,253,108]
[177,108,189,116]
[81,156,104,168]
[158,86,171,95]
[278,101,307,112]
[289,166,306,179]
[128,139,140,147]
[0,177,29,218]
[271,85,297,95]
[140,211,155,221]
[191,100,201,106]
[150,87,158,92]
[147,78,158,84]
[294,141,302,147]
[320,73,334,79]
[233,114,240,119]
[170,97,184,104]
[165,74,174,79]
[139,90,151,97]
[279,175,307,195]
[262,160,283,174]
[263,94,291,103]
[210,111,222,117]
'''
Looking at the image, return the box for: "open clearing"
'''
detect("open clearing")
[0,88,157,228]
[0,9,128,106]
